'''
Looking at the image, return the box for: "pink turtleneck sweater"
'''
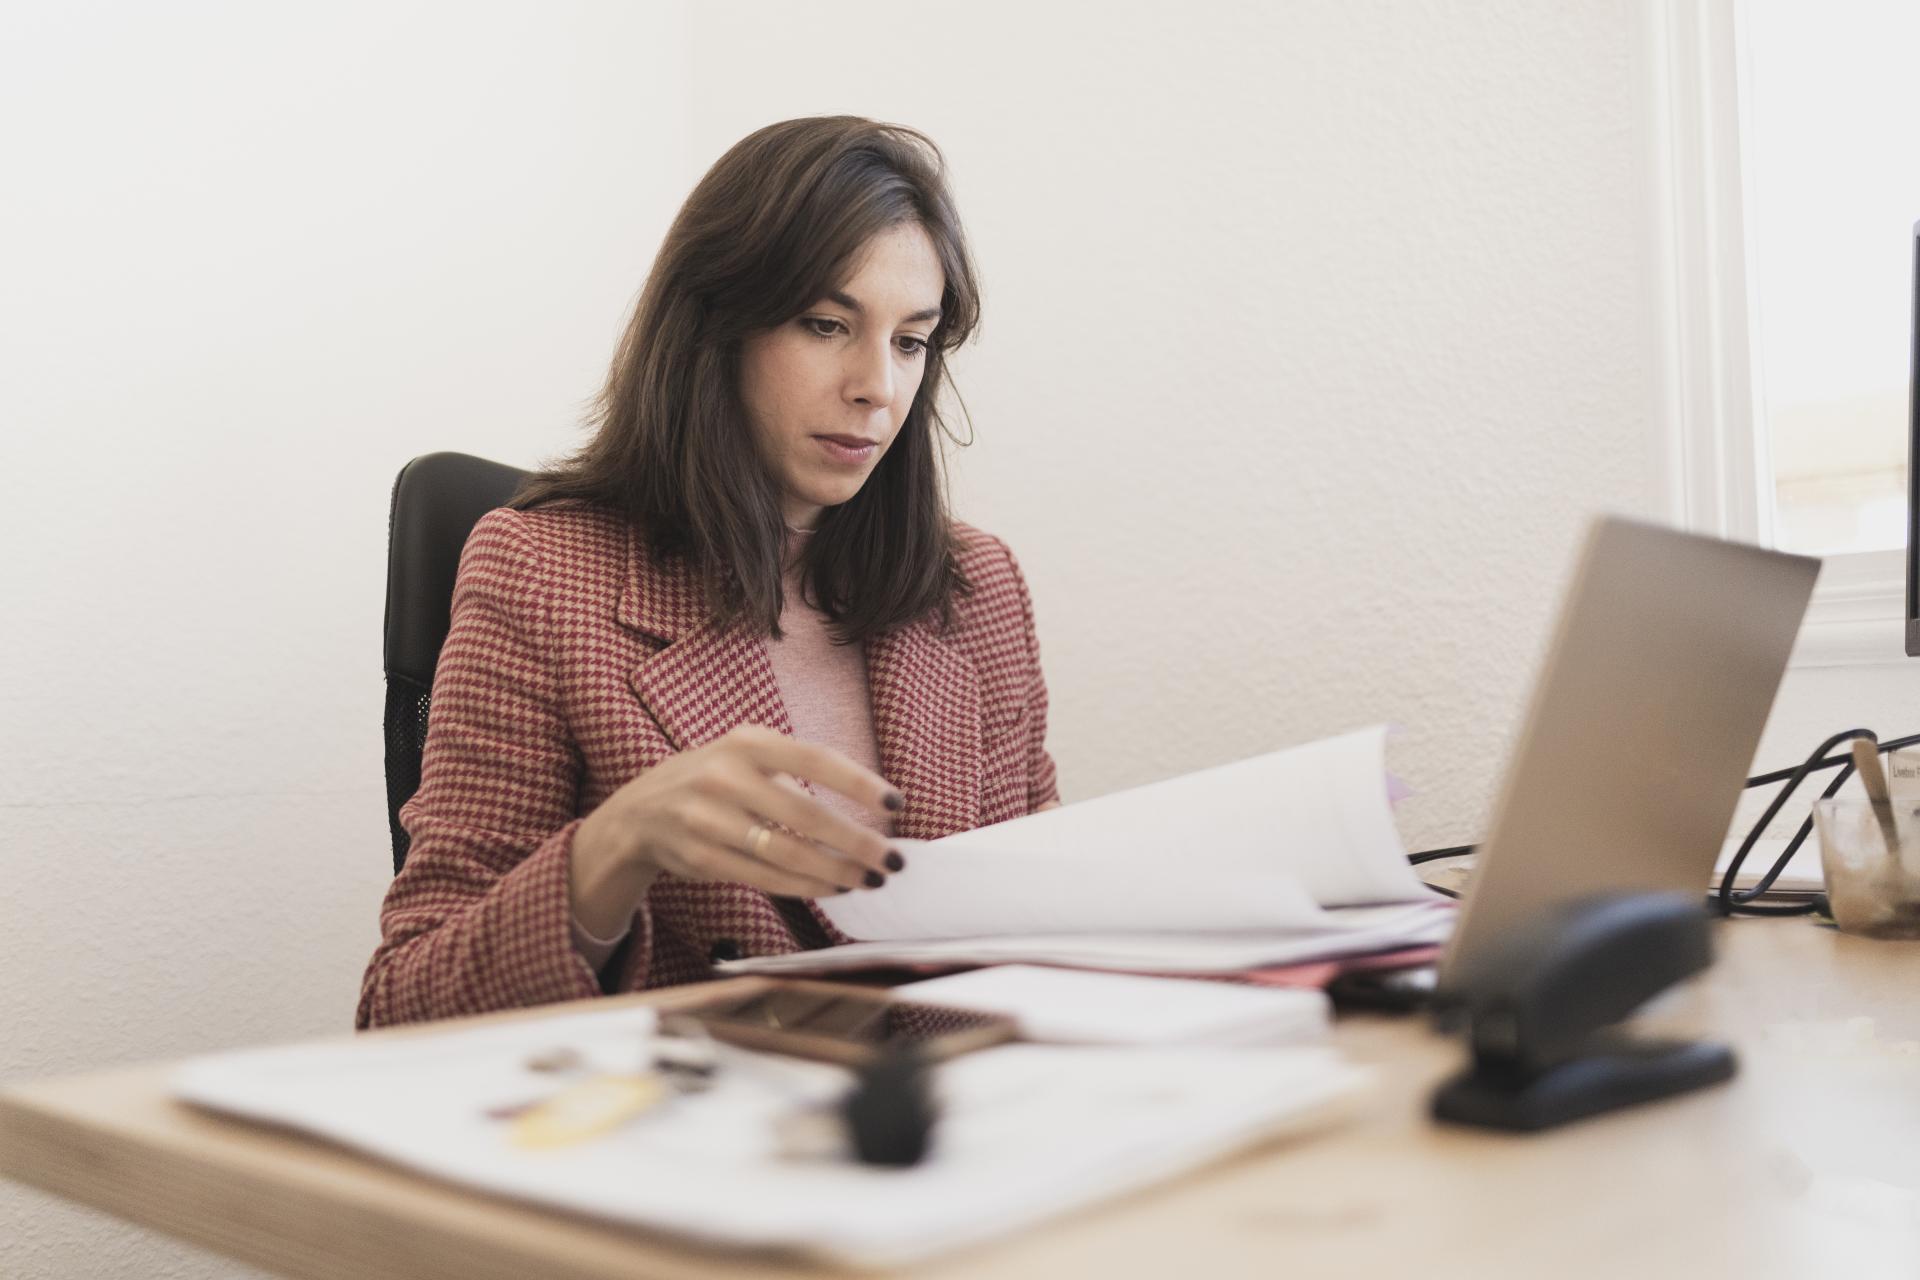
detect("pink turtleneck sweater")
[571,543,889,968]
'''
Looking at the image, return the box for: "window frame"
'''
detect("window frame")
[1647,0,1908,668]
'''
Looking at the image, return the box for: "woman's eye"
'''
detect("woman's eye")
[802,317,925,356]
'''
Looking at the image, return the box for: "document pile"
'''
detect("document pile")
[723,725,1452,978]
[173,1004,1370,1267]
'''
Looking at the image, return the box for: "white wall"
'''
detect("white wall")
[0,4,690,1275]
[7,3,1866,1277]
[686,0,1671,839]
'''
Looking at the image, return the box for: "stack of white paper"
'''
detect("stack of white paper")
[898,965,1332,1046]
[722,901,1454,976]
[172,1005,1371,1268]
[722,726,1452,976]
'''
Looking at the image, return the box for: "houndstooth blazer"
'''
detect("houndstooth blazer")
[357,502,1059,1028]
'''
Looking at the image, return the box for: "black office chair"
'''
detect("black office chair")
[383,452,531,874]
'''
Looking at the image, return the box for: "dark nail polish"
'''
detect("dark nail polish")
[884,851,906,872]
[864,870,886,889]
[883,789,906,812]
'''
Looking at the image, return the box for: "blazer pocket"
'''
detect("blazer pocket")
[980,705,1032,756]
[983,694,1029,744]
[978,708,1035,824]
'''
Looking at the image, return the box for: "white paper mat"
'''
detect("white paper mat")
[172,1006,1371,1268]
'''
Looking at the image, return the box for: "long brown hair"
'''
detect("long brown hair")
[513,116,980,642]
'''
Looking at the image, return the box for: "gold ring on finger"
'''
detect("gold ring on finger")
[745,821,773,859]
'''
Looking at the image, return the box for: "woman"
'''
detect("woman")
[358,117,1058,1027]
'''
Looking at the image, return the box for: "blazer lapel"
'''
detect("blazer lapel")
[617,529,794,750]
[615,524,984,840]
[629,622,795,750]
[867,619,982,840]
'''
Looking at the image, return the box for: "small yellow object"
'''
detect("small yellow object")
[510,1074,669,1149]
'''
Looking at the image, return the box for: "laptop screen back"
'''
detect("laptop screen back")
[1438,517,1818,994]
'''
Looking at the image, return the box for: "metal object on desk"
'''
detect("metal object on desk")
[1429,892,1735,1132]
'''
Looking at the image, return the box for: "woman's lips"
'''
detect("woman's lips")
[813,435,879,465]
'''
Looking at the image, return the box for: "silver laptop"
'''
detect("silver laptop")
[1437,515,1819,995]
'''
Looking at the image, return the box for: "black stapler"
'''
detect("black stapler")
[1429,892,1735,1132]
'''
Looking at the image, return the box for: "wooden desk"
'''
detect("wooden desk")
[3,919,1917,1279]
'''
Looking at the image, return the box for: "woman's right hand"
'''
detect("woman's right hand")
[569,725,906,934]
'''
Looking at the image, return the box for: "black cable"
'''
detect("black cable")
[1407,727,1916,920]
[1729,731,1920,911]
[1741,731,1920,788]
[1408,843,1476,865]
[1712,728,1880,917]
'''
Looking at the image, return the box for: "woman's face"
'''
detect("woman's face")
[738,222,946,530]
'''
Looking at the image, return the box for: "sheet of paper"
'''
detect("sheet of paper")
[820,725,1426,944]
[172,1003,1370,1268]
[899,965,1331,1046]
[1712,836,1824,893]
[725,900,1456,977]
[824,854,1329,939]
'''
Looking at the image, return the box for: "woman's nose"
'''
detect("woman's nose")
[843,341,895,409]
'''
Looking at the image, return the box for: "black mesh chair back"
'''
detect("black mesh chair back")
[384,452,531,874]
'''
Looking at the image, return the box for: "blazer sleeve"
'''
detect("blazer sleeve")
[356,509,652,1028]
[1003,543,1062,810]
